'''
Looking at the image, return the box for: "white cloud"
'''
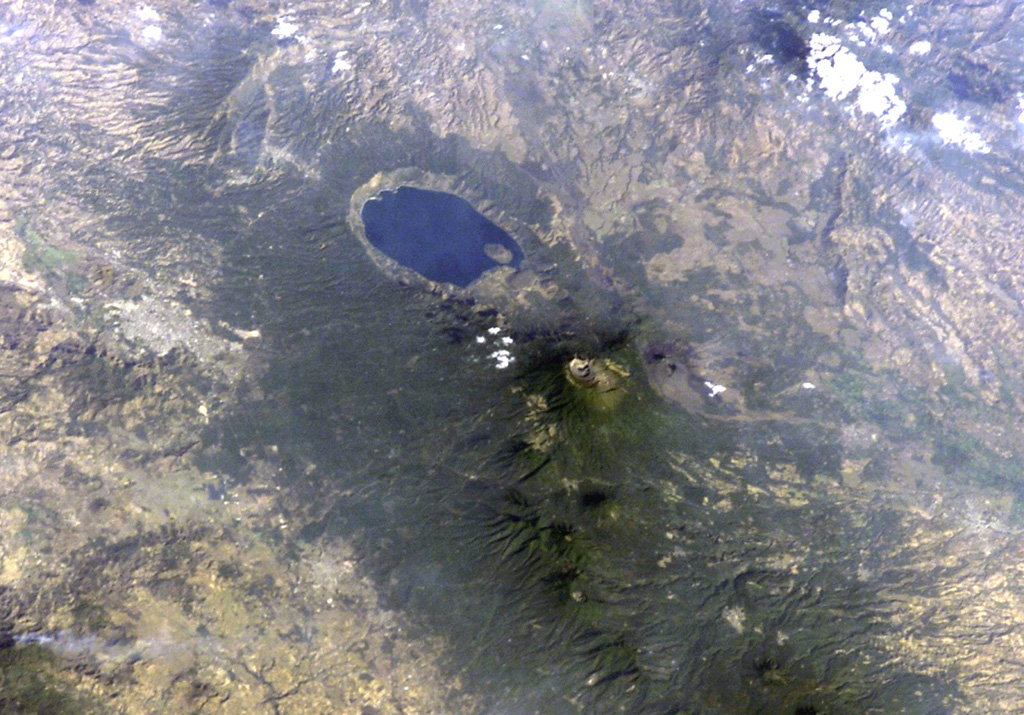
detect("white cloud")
[332,53,353,74]
[870,11,892,35]
[932,112,991,153]
[489,349,514,369]
[907,40,931,55]
[704,381,727,397]
[271,17,300,39]
[856,70,906,125]
[807,33,906,128]
[136,5,159,22]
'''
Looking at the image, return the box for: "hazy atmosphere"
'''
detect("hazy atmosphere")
[2,1,1024,713]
